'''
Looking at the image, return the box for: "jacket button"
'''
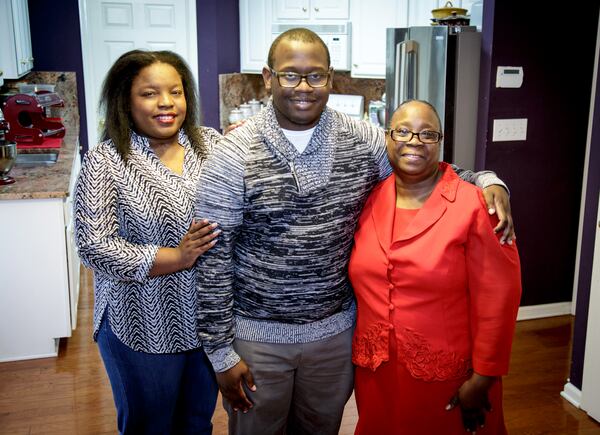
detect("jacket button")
[389,304,395,311]
[388,324,395,330]
[387,264,394,270]
[388,283,394,290]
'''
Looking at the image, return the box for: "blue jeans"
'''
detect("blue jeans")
[97,314,218,435]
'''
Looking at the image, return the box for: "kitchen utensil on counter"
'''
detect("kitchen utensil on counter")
[431,14,470,26]
[0,141,17,185]
[228,108,244,124]
[0,110,17,185]
[17,83,56,94]
[431,1,468,20]
[239,103,253,119]
[368,100,385,126]
[248,99,263,115]
[2,92,65,146]
[327,94,365,120]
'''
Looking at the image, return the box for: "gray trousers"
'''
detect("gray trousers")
[224,328,355,435]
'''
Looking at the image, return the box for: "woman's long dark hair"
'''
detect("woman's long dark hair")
[99,49,206,160]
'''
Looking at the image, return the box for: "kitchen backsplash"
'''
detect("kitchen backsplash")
[219,72,385,130]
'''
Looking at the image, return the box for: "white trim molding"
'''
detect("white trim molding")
[517,302,572,321]
[561,382,582,408]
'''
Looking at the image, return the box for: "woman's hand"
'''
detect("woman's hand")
[224,120,246,135]
[446,373,496,433]
[481,185,515,245]
[176,219,220,269]
[149,219,220,276]
[216,359,256,413]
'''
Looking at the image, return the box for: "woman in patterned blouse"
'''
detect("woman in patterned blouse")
[74,50,222,434]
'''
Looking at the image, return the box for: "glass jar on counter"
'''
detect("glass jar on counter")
[228,108,243,124]
[239,104,252,119]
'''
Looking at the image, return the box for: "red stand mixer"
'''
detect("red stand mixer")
[2,92,65,146]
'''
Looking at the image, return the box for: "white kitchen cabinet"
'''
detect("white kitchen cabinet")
[0,150,81,362]
[350,0,406,78]
[240,0,272,72]
[0,0,34,79]
[407,0,438,27]
[273,0,349,21]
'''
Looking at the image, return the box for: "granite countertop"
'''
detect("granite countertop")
[0,133,80,200]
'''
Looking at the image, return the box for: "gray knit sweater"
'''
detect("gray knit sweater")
[195,100,504,372]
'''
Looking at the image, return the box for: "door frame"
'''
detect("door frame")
[78,0,198,150]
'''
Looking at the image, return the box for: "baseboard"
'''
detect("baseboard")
[561,382,582,408]
[517,302,572,321]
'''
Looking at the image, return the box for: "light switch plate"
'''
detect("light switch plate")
[492,118,527,142]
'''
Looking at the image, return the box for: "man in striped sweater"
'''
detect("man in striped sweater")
[195,28,513,435]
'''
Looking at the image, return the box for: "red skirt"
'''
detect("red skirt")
[354,334,507,435]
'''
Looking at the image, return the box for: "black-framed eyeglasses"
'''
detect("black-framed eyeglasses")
[386,128,443,144]
[270,68,332,88]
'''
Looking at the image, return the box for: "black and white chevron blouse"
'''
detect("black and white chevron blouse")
[74,128,221,353]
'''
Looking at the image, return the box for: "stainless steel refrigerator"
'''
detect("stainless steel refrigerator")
[385,26,481,170]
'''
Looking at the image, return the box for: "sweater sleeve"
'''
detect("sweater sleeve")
[195,132,247,372]
[338,114,392,180]
[466,190,522,375]
[73,146,158,282]
[452,164,509,192]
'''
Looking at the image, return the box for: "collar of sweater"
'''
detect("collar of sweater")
[257,99,339,163]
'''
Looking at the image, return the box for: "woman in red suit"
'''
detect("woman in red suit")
[349,100,522,434]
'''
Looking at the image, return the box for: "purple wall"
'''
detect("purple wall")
[196,0,240,130]
[477,1,599,306]
[27,0,88,151]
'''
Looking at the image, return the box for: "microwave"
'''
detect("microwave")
[271,22,351,71]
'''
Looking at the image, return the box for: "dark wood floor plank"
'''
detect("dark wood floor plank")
[0,268,599,434]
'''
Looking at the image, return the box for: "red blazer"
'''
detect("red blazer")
[349,163,522,380]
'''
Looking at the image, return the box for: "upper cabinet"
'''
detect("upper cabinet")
[273,0,349,21]
[240,0,272,72]
[349,0,406,78]
[0,0,34,79]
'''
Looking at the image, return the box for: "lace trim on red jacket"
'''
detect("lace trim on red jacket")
[352,321,391,371]
[397,327,472,381]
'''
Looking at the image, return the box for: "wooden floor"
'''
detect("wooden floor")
[1,268,600,434]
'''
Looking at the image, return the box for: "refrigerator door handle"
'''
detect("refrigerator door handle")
[395,40,418,109]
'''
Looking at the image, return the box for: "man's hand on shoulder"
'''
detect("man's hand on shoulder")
[482,185,515,245]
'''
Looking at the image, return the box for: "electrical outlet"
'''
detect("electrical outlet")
[492,118,527,141]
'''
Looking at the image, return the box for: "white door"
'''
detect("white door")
[79,0,198,149]
[581,192,600,423]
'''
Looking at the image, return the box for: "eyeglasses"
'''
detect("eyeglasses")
[386,128,443,144]
[270,68,332,88]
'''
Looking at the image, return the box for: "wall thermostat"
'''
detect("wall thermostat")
[496,66,524,88]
